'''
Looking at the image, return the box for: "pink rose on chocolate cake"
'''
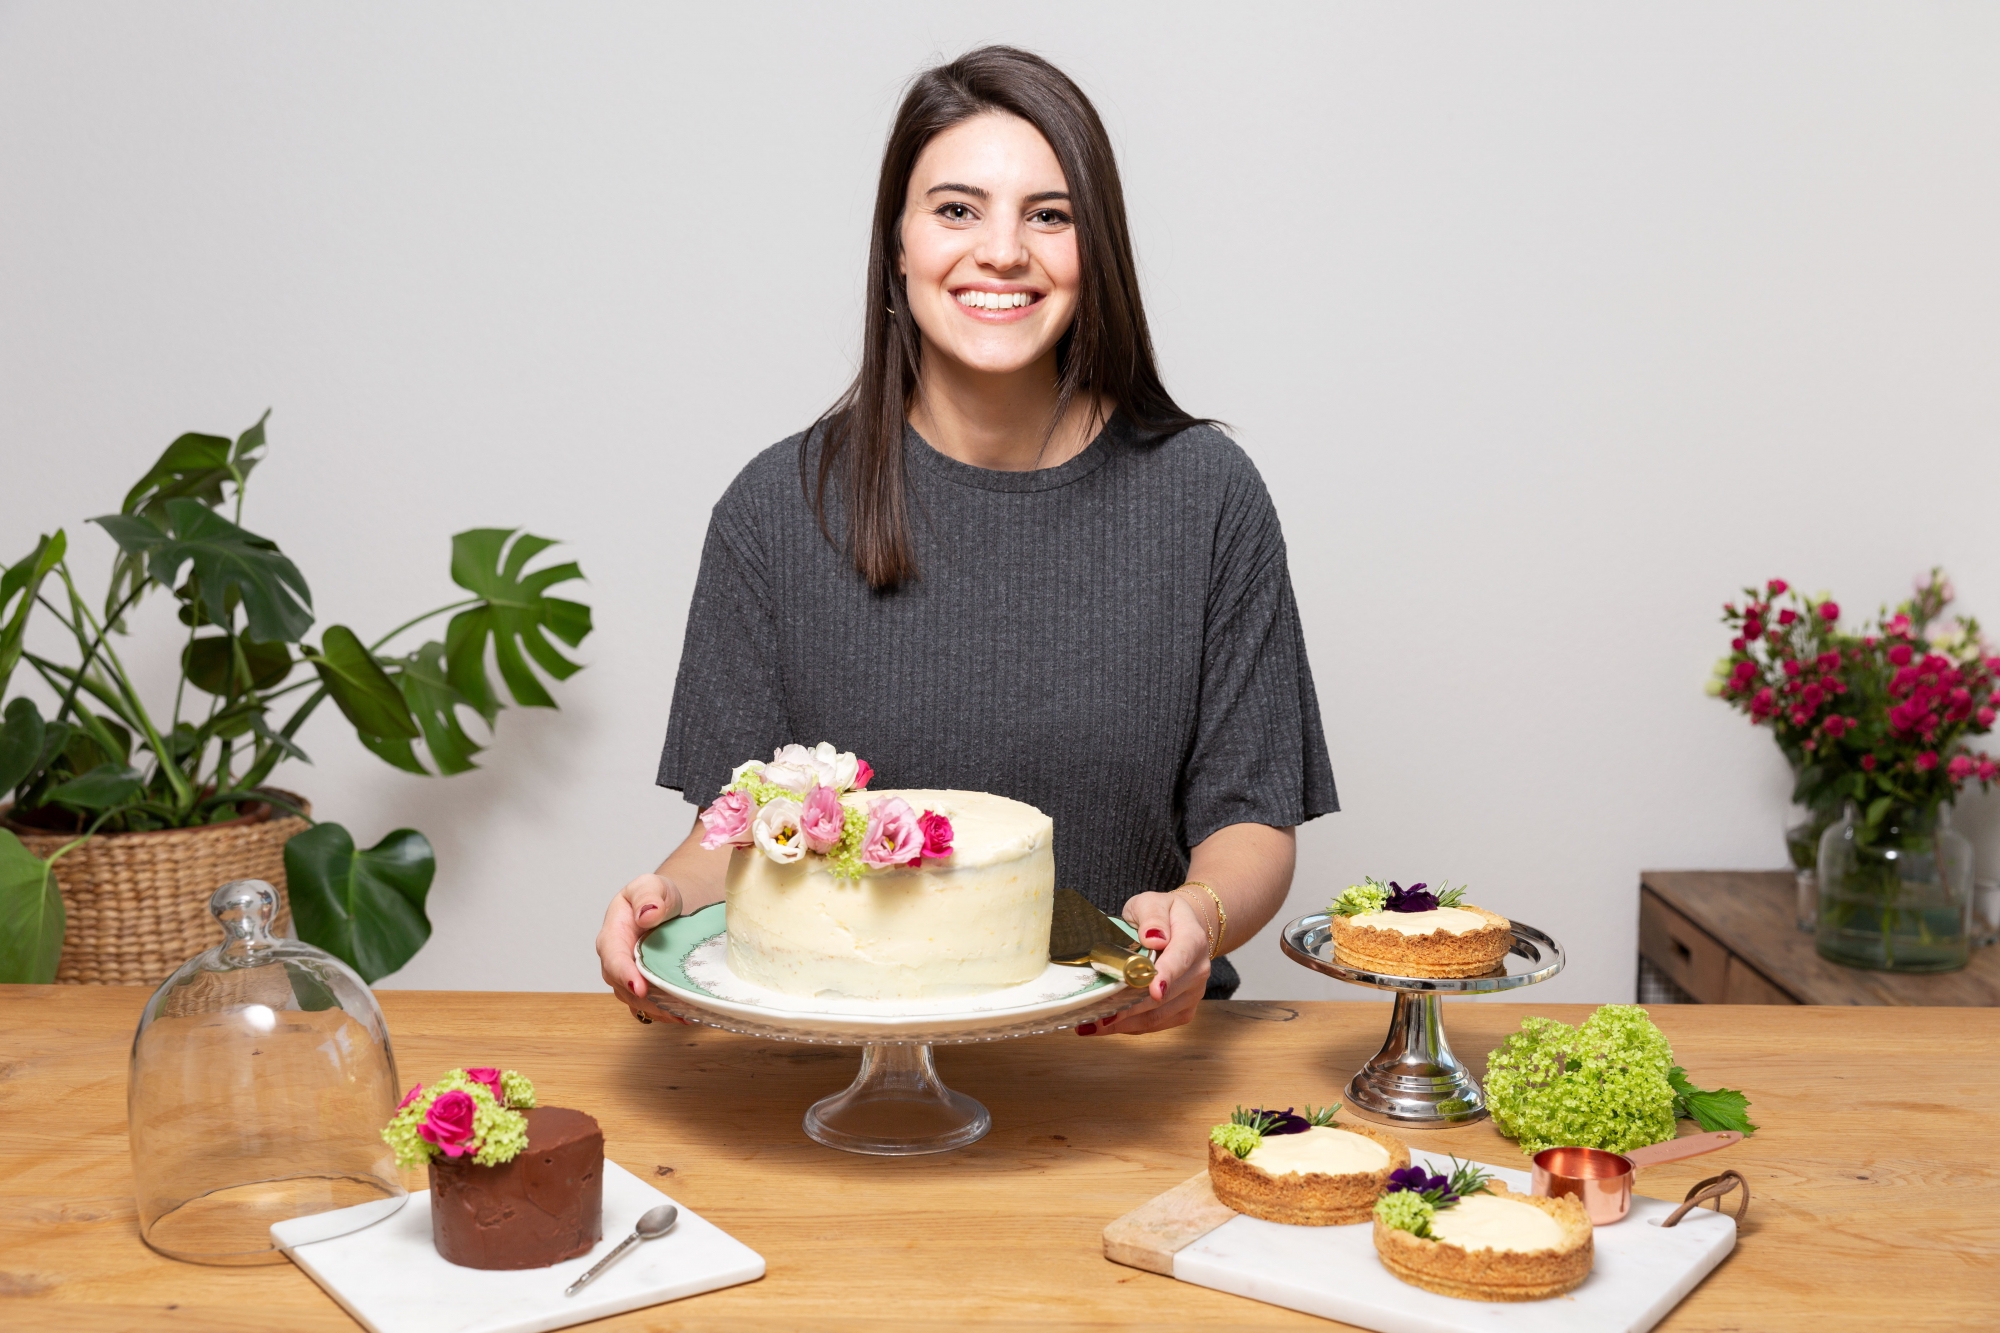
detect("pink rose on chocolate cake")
[383,1067,604,1269]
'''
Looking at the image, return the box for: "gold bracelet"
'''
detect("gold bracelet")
[1177,880,1226,958]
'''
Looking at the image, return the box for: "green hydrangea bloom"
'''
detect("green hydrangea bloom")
[379,1069,534,1169]
[1330,879,1390,916]
[726,773,793,807]
[1483,1005,1678,1154]
[499,1070,536,1109]
[823,804,871,880]
[1209,1123,1262,1158]
[1374,1190,1436,1237]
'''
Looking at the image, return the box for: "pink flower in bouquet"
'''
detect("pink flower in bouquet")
[1916,751,1939,772]
[1820,602,1840,622]
[1948,755,1976,781]
[1768,579,1789,595]
[854,758,874,790]
[1778,608,1798,626]
[1861,754,1878,771]
[1887,613,1911,637]
[800,784,846,854]
[861,796,923,868]
[1980,707,1997,729]
[1750,688,1777,719]
[398,1083,425,1110]
[1889,643,1913,667]
[1783,659,1803,679]
[419,1089,478,1157]
[465,1067,504,1104]
[1744,616,1765,639]
[699,791,756,850]
[918,810,954,860]
[1979,758,1999,783]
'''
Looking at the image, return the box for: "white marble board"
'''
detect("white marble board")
[1167,1151,1735,1333]
[272,1161,764,1333]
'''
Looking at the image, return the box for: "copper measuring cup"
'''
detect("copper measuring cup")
[1531,1130,1742,1225]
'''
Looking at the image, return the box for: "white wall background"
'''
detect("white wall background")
[3,3,1997,1004]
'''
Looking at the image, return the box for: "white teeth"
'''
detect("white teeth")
[956,290,1031,310]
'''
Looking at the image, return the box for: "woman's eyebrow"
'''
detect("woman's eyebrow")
[1024,190,1071,204]
[925,182,988,198]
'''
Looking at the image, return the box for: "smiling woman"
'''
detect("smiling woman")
[599,46,1338,1038]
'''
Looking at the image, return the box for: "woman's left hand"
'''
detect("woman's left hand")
[1080,890,1211,1036]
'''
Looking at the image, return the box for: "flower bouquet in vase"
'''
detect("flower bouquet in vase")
[1712,572,1999,972]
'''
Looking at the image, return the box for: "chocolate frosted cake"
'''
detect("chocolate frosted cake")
[383,1066,605,1270]
[430,1106,604,1269]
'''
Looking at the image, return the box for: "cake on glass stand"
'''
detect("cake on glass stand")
[1281,913,1564,1129]
[636,904,1146,1156]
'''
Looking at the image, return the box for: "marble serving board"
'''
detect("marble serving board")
[273,1161,764,1333]
[1104,1149,1735,1333]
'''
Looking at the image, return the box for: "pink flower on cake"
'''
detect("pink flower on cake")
[918,810,954,860]
[854,758,874,790]
[753,797,808,864]
[699,790,756,850]
[418,1089,478,1157]
[397,1082,425,1110]
[862,796,924,868]
[464,1067,504,1103]
[800,784,846,853]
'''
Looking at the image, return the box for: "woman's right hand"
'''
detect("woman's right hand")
[597,873,687,1022]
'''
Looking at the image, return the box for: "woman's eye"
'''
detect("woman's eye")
[1029,209,1071,226]
[937,203,974,222]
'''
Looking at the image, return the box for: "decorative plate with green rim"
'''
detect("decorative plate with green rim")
[634,903,1150,1045]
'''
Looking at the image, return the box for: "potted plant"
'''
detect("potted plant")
[1711,572,1998,971]
[0,413,591,985]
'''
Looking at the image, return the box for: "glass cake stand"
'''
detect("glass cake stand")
[1280,915,1564,1129]
[635,904,1149,1156]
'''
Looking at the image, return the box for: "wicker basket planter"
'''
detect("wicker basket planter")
[3,791,311,987]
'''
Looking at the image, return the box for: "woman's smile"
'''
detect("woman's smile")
[951,285,1046,320]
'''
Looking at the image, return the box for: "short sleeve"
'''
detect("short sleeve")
[656,504,788,800]
[1179,463,1339,847]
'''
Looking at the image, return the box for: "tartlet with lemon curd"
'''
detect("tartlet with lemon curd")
[1207,1104,1410,1225]
[1329,878,1512,979]
[1371,1163,1592,1302]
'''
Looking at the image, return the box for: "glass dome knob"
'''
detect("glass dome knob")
[210,879,280,958]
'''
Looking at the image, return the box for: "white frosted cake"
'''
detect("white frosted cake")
[698,747,1055,1000]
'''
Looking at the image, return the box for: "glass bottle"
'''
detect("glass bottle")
[1816,800,1975,973]
[128,879,406,1264]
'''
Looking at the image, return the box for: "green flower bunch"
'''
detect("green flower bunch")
[1330,879,1390,916]
[381,1067,537,1170]
[1373,1190,1436,1238]
[1209,1123,1262,1158]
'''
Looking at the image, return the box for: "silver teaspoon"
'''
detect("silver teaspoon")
[564,1203,678,1296]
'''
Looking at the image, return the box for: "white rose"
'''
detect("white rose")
[753,797,807,864]
[763,744,816,793]
[810,741,860,792]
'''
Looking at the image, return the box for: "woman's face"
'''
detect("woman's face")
[898,111,1079,380]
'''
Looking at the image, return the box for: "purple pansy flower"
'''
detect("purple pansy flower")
[1385,881,1440,913]
[1245,1107,1311,1136]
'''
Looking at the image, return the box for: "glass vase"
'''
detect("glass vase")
[1815,801,1974,973]
[1784,806,1835,932]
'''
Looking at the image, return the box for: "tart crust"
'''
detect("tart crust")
[1372,1185,1593,1302]
[1207,1121,1411,1226]
[1331,905,1513,978]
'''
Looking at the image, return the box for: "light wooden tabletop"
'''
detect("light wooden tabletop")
[2,985,1994,1331]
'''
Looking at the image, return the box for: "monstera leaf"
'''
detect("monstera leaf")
[94,499,312,644]
[445,529,591,721]
[363,641,484,776]
[183,634,293,695]
[0,698,46,795]
[303,625,419,757]
[44,763,144,811]
[1,531,66,697]
[0,831,64,984]
[106,414,266,620]
[284,823,434,982]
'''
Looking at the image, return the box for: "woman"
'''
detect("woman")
[597,46,1336,1035]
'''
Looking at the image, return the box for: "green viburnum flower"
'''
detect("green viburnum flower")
[822,804,871,880]
[726,772,793,807]
[1484,1005,1679,1154]
[1374,1190,1436,1238]
[499,1070,536,1109]
[1210,1123,1262,1159]
[380,1069,534,1169]
[1331,879,1390,916]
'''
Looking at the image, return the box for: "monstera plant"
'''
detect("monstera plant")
[0,413,590,983]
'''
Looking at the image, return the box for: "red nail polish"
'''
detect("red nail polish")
[630,981,642,995]
[1077,1022,1097,1035]
[1143,929,1166,942]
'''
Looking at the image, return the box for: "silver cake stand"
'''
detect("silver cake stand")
[635,904,1148,1156]
[1280,915,1564,1129]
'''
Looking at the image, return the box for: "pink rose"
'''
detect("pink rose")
[1767,579,1788,596]
[861,796,924,868]
[465,1067,504,1104]
[397,1082,425,1110]
[418,1089,478,1157]
[1916,750,1938,772]
[801,784,846,854]
[918,810,954,859]
[699,790,757,850]
[1820,602,1840,622]
[853,758,874,790]
[1948,755,1975,781]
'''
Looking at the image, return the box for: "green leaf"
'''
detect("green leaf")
[388,640,483,776]
[94,499,312,644]
[1,531,67,697]
[44,763,144,811]
[0,830,64,983]
[284,823,434,982]
[0,697,46,794]
[183,634,293,695]
[444,529,591,722]
[1668,1065,1758,1136]
[303,625,419,743]
[107,415,269,620]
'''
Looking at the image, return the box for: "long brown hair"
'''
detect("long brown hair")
[807,45,1210,590]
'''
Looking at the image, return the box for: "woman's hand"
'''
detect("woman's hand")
[1079,889,1211,1036]
[597,873,689,1024]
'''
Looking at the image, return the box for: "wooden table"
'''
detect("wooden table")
[1641,870,2000,1006]
[3,986,1995,1331]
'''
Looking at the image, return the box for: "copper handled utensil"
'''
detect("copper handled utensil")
[1049,888,1157,989]
[1531,1130,1742,1225]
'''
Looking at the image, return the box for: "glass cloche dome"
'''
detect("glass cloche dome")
[129,878,406,1264]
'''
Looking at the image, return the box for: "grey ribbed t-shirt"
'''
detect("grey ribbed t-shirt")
[658,415,1339,920]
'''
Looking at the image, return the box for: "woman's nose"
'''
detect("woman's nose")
[972,214,1030,272]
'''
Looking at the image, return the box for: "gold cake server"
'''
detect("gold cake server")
[1049,888,1157,989]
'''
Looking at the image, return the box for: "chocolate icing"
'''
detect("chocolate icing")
[429,1106,603,1269]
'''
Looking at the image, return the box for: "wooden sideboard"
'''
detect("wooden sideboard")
[1639,869,2000,1006]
